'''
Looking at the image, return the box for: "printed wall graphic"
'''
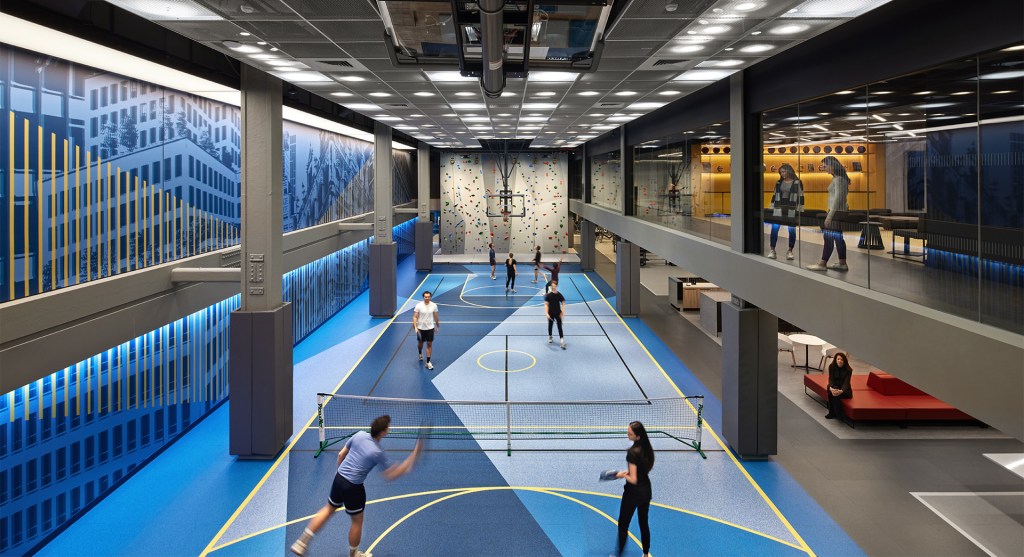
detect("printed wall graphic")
[440,152,568,255]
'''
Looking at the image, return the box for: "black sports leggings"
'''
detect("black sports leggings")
[547,315,563,338]
[617,484,651,555]
[506,272,515,290]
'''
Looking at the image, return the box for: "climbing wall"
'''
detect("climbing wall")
[440,152,568,255]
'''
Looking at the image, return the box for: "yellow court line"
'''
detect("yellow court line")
[198,273,433,557]
[209,485,796,554]
[582,273,816,557]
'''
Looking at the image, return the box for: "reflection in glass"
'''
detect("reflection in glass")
[632,124,731,245]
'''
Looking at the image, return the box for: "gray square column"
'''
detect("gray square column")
[415,142,433,271]
[579,219,596,271]
[721,301,778,459]
[370,122,397,316]
[230,65,293,458]
[615,240,641,317]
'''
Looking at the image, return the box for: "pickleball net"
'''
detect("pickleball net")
[315,394,706,458]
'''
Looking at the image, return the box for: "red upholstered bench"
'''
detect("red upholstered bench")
[802,371,976,426]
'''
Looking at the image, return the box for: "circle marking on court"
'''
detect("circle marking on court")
[476,349,537,373]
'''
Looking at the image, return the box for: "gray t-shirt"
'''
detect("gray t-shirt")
[337,431,394,484]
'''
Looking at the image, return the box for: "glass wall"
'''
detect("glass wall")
[589,149,621,212]
[632,123,731,245]
[761,43,1023,333]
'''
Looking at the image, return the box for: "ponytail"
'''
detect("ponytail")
[629,421,655,471]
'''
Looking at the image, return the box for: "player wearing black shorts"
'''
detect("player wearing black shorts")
[413,291,440,370]
[544,281,567,349]
[291,416,422,557]
[505,253,517,293]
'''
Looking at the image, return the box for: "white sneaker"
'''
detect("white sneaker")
[767,249,777,259]
[291,539,307,556]
[548,336,553,343]
[786,250,795,260]
[511,289,516,293]
[491,275,496,280]
[426,361,434,370]
[418,353,423,361]
[806,263,828,271]
[828,263,849,272]
[531,280,537,283]
[560,340,566,349]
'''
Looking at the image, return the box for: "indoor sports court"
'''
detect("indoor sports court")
[187,265,856,557]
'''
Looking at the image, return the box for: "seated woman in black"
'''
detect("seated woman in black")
[826,352,853,421]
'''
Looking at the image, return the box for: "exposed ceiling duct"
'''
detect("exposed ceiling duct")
[478,0,506,98]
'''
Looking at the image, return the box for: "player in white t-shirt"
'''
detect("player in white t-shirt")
[413,291,440,370]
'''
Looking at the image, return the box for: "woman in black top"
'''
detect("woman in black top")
[505,253,517,293]
[613,421,654,557]
[826,352,853,421]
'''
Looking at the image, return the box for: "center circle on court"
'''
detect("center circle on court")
[476,350,537,373]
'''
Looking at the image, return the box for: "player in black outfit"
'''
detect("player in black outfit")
[613,421,654,557]
[488,243,496,279]
[532,246,542,283]
[544,281,566,349]
[505,253,517,293]
[542,259,562,294]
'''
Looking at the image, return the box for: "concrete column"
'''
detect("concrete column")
[579,219,596,271]
[615,240,641,316]
[620,125,634,216]
[729,72,746,252]
[415,142,433,271]
[370,121,397,317]
[721,300,778,459]
[230,65,292,459]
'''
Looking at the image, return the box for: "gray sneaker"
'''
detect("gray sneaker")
[418,353,423,361]
[828,263,849,272]
[767,249,777,259]
[806,263,828,271]
[560,340,566,349]
[548,336,553,343]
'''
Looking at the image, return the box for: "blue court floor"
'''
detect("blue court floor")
[39,258,863,556]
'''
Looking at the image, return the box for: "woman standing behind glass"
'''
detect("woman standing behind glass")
[767,163,804,260]
[807,156,850,272]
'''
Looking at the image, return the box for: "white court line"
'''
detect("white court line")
[984,454,1024,480]
[910,491,1024,557]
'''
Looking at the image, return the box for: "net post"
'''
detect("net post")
[314,394,326,458]
[506,400,512,457]
[694,397,707,460]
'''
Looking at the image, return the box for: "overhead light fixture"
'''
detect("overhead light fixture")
[674,69,738,81]
[734,2,761,11]
[221,41,262,54]
[276,71,331,82]
[345,103,383,110]
[578,91,601,96]
[265,59,302,67]
[450,103,486,109]
[614,91,637,96]
[913,90,935,95]
[670,44,705,54]
[337,75,366,82]
[461,116,491,122]
[915,102,955,109]
[665,0,679,13]
[501,91,517,97]
[978,71,1024,80]
[535,91,557,97]
[628,102,667,110]
[770,23,809,35]
[414,91,436,97]
[105,0,222,20]
[659,90,682,96]
[1002,44,1024,52]
[273,67,300,73]
[377,116,403,121]
[750,31,762,35]
[698,59,744,68]
[454,91,477,97]
[523,102,559,109]
[844,101,887,108]
[425,71,477,82]
[992,90,1015,94]
[871,114,887,122]
[528,72,579,82]
[835,90,857,95]
[368,92,392,97]
[739,44,774,53]
[247,53,278,59]
[330,92,353,97]
[702,25,731,34]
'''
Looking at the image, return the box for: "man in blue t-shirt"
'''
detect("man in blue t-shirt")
[291,415,422,557]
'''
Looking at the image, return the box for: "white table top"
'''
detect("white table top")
[788,333,827,346]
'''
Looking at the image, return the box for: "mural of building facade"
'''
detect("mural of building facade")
[440,152,568,255]
[0,43,417,554]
